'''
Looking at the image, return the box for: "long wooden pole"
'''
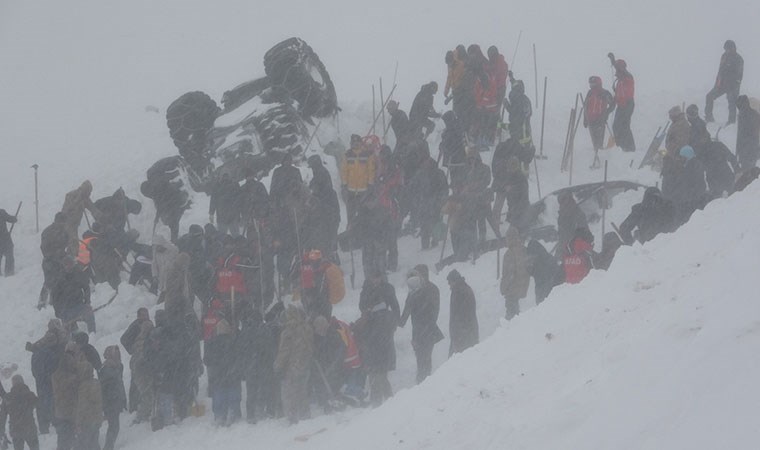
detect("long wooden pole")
[371,85,377,135]
[379,78,387,144]
[538,77,547,159]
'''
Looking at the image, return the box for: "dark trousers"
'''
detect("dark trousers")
[128,378,140,413]
[0,239,13,276]
[55,420,75,450]
[613,100,635,152]
[12,435,39,450]
[34,376,53,433]
[589,122,606,151]
[414,343,434,384]
[75,424,100,450]
[103,411,120,450]
[211,384,241,424]
[705,83,739,123]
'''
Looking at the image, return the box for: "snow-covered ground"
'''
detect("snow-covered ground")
[1,0,759,448]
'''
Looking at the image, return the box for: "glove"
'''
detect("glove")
[25,342,33,352]
[444,96,452,105]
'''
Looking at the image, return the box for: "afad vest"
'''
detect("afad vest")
[77,237,96,266]
[563,239,593,284]
[334,319,362,369]
[215,255,247,295]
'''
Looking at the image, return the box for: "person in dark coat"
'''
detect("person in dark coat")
[140,158,191,242]
[0,208,18,277]
[556,191,588,256]
[505,78,533,145]
[270,154,304,208]
[446,270,479,356]
[492,147,530,234]
[99,346,126,450]
[203,312,241,426]
[236,307,269,423]
[618,187,676,245]
[239,171,270,227]
[39,212,70,309]
[705,40,743,124]
[25,318,68,435]
[408,157,449,250]
[387,100,413,155]
[736,95,760,171]
[50,258,95,333]
[439,111,467,186]
[308,157,341,261]
[353,196,394,279]
[700,140,739,198]
[120,307,149,413]
[72,331,101,371]
[311,315,347,413]
[177,225,213,304]
[669,146,708,225]
[357,270,400,407]
[209,173,242,237]
[93,188,142,233]
[400,265,443,383]
[686,104,712,154]
[409,82,441,138]
[525,240,563,304]
[0,375,39,450]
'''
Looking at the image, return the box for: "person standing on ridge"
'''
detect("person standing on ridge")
[705,40,743,124]
[608,53,635,152]
[583,76,615,166]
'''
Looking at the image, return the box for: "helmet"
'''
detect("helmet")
[588,76,602,86]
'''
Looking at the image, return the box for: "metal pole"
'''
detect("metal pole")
[538,77,547,159]
[379,78,387,144]
[602,160,608,238]
[511,30,523,71]
[532,44,539,107]
[32,164,39,233]
[372,84,376,135]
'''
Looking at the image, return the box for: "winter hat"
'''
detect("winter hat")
[446,269,463,283]
[11,374,24,387]
[724,40,736,51]
[668,106,682,118]
[588,76,602,86]
[73,331,89,346]
[189,224,203,236]
[614,59,627,70]
[313,315,330,337]
[350,134,362,146]
[406,274,422,292]
[414,264,429,282]
[487,45,499,59]
[104,345,121,363]
[686,104,699,118]
[307,155,323,168]
[679,145,696,160]
[387,100,399,111]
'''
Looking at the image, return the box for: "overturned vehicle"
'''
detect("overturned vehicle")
[159,37,338,193]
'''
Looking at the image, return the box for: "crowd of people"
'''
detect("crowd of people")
[0,39,758,450]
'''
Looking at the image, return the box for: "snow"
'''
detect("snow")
[1,0,759,448]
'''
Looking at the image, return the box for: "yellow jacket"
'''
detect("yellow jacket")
[340,147,376,192]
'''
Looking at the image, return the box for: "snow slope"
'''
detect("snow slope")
[114,177,760,450]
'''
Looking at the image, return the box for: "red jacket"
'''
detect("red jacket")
[215,255,248,295]
[475,74,500,111]
[563,238,594,284]
[613,73,635,107]
[377,166,403,222]
[584,87,614,125]
[487,54,509,91]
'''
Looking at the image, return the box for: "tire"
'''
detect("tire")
[264,37,338,120]
[166,91,220,173]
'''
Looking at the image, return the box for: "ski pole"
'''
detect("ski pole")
[602,161,608,238]
[380,78,387,144]
[371,84,377,135]
[538,77,547,159]
[31,164,39,233]
[8,202,22,234]
[365,84,397,136]
[511,30,523,71]
[254,219,265,314]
